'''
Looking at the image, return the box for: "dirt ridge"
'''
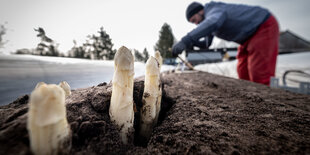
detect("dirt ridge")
[0,71,310,154]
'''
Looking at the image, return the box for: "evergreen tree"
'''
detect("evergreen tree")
[69,40,88,59]
[85,27,115,60]
[154,23,175,59]
[34,27,59,56]
[142,48,149,62]
[134,48,150,63]
[106,49,116,60]
[0,24,8,52]
[134,49,144,62]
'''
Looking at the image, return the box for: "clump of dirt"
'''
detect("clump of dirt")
[1,71,310,154]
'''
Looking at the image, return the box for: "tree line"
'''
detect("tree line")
[6,22,176,62]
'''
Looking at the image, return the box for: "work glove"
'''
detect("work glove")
[172,35,193,57]
[172,41,186,57]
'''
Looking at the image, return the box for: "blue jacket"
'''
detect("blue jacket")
[182,2,270,47]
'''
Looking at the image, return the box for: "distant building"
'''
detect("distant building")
[187,52,222,65]
[163,58,177,65]
[185,30,310,66]
[279,30,310,54]
[186,47,238,65]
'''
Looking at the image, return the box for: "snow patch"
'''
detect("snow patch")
[195,52,310,87]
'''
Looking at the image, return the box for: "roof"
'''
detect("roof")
[187,52,222,61]
[279,30,310,53]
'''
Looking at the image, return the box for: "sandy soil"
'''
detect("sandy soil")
[0,71,310,154]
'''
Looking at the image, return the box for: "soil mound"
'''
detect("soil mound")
[1,71,310,154]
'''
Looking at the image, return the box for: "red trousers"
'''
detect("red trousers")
[237,15,279,85]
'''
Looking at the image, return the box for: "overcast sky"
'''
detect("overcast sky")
[0,0,309,55]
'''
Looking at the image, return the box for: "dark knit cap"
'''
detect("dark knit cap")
[186,2,204,21]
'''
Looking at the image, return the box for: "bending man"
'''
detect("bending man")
[172,1,279,85]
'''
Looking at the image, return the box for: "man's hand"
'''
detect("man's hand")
[172,41,186,57]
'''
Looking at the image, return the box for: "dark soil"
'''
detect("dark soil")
[1,71,310,154]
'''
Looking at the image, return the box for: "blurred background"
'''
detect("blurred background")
[0,0,310,105]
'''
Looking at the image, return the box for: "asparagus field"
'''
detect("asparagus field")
[1,71,310,154]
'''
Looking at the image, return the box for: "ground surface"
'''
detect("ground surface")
[0,71,310,154]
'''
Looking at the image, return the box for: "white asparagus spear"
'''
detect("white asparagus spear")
[154,51,163,125]
[59,81,71,97]
[154,51,163,69]
[27,82,71,155]
[109,46,135,144]
[139,56,161,141]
